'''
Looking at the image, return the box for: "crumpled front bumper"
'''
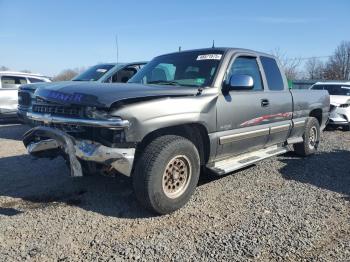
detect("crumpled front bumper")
[23,126,135,177]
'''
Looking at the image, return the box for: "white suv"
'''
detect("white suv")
[0,71,51,118]
[311,81,350,130]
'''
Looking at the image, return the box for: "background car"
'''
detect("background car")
[310,81,350,130]
[18,62,147,122]
[72,62,146,83]
[0,71,51,119]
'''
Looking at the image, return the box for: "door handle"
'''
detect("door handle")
[261,99,269,107]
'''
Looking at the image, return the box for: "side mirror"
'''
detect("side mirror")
[224,74,254,92]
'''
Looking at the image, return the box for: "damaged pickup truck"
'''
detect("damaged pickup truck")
[23,48,330,214]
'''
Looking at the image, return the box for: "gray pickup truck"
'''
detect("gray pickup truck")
[23,48,330,214]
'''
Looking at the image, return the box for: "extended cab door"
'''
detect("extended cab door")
[259,56,293,146]
[216,55,270,160]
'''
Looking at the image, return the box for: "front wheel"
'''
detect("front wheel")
[293,117,320,156]
[132,135,200,215]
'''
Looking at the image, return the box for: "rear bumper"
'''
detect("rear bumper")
[23,126,135,177]
[328,120,349,126]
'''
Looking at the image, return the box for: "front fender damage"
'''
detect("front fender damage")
[24,127,83,177]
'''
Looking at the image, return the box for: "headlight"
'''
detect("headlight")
[85,107,123,122]
[85,107,109,119]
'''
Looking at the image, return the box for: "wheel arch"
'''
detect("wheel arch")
[135,123,211,167]
[309,108,323,126]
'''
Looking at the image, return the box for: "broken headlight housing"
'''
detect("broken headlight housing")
[85,107,112,119]
[85,106,124,123]
[84,107,130,147]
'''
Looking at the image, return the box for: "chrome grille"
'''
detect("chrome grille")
[32,104,83,117]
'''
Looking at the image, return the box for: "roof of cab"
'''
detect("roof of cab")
[95,61,148,67]
[158,47,273,58]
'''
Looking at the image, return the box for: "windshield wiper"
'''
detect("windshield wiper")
[147,80,180,86]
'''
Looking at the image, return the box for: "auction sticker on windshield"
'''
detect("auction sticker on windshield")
[197,54,222,60]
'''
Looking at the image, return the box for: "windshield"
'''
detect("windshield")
[128,50,224,87]
[312,84,350,96]
[72,64,115,81]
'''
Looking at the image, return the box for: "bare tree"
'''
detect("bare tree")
[324,41,350,80]
[271,48,302,80]
[304,57,325,80]
[52,67,86,81]
[53,69,80,81]
[21,69,31,73]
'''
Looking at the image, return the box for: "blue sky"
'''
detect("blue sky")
[0,0,349,76]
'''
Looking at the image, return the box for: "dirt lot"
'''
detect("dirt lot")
[0,123,349,261]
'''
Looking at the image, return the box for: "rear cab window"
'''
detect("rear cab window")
[260,56,285,91]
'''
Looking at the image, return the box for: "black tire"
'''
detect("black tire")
[324,125,335,131]
[132,135,200,215]
[293,117,320,156]
[343,125,350,131]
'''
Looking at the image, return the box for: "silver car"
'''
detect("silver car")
[0,71,50,119]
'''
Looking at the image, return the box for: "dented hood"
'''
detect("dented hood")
[33,82,198,108]
[20,81,70,91]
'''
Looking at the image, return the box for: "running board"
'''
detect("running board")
[207,145,289,175]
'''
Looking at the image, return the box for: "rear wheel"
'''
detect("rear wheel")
[133,135,200,214]
[293,117,320,156]
[343,125,350,131]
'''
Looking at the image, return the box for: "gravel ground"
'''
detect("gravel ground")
[0,123,349,261]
